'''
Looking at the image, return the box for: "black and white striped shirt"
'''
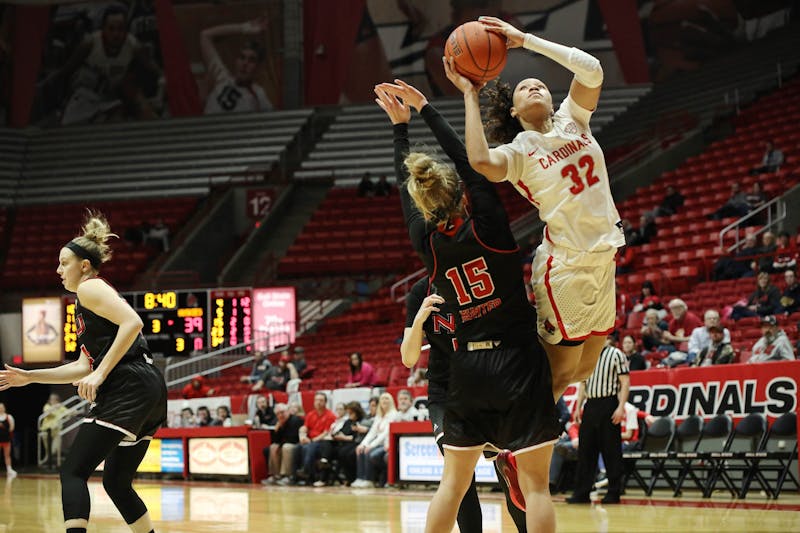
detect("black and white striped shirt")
[585,345,629,399]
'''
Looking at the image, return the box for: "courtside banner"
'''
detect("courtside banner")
[398,435,499,483]
[627,361,799,422]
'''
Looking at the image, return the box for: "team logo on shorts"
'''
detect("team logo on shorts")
[543,319,556,335]
[565,122,578,134]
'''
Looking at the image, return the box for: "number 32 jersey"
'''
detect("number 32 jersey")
[495,95,625,253]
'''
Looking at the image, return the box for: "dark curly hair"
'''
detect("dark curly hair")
[483,80,523,144]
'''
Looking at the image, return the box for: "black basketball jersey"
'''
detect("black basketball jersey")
[75,282,149,369]
[0,416,10,442]
[430,220,536,346]
[396,103,537,348]
[406,278,456,391]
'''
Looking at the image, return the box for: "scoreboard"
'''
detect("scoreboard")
[62,287,292,359]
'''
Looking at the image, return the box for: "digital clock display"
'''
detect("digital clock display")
[134,290,208,357]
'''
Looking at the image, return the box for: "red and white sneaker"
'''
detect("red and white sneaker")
[496,450,525,512]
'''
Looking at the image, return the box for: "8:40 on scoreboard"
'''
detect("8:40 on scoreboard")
[128,290,208,357]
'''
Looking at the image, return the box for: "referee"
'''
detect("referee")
[566,337,630,504]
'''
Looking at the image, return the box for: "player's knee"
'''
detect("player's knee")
[103,472,132,502]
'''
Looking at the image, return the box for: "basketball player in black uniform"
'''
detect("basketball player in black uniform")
[0,212,166,533]
[402,278,528,532]
[376,81,559,533]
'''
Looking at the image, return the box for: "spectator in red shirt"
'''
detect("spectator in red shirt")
[344,352,377,388]
[662,299,702,350]
[181,375,215,399]
[291,392,336,484]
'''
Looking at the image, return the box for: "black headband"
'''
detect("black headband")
[65,241,101,269]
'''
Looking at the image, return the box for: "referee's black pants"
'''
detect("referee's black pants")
[573,396,623,498]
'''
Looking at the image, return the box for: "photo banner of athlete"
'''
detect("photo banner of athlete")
[174,0,282,113]
[31,1,168,126]
[21,297,62,364]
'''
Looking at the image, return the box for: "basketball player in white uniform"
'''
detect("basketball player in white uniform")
[56,5,160,125]
[445,16,625,400]
[200,17,273,114]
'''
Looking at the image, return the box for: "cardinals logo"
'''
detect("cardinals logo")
[565,122,578,135]
[543,319,556,335]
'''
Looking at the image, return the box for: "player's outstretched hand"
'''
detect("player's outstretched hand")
[374,86,411,125]
[443,56,484,95]
[478,16,525,49]
[242,16,268,34]
[0,364,31,390]
[376,80,429,113]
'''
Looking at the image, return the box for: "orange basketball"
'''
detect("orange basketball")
[444,21,508,84]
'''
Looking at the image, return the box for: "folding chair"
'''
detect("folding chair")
[674,414,732,497]
[623,416,676,495]
[659,415,703,496]
[704,413,767,498]
[741,412,798,499]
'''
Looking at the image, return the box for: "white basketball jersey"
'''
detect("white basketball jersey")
[80,31,137,94]
[204,78,272,114]
[496,95,625,253]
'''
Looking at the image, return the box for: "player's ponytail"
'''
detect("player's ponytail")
[70,210,117,267]
[404,152,462,224]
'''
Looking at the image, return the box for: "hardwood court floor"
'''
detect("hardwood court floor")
[2,475,799,532]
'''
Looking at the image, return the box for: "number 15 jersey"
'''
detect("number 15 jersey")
[495,95,625,253]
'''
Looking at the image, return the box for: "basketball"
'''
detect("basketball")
[444,21,508,84]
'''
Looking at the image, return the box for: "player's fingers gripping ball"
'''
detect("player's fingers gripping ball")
[444,21,508,84]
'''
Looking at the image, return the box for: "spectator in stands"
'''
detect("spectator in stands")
[407,367,428,387]
[693,324,735,366]
[288,401,303,417]
[395,389,419,421]
[628,214,657,246]
[253,395,276,428]
[0,403,15,478]
[292,392,336,485]
[748,315,796,363]
[632,281,662,313]
[713,233,761,280]
[41,393,67,465]
[196,406,211,427]
[352,392,398,488]
[344,352,377,388]
[146,219,169,252]
[210,405,232,427]
[621,335,647,371]
[314,402,351,486]
[731,271,782,320]
[357,172,375,197]
[652,186,685,217]
[755,231,778,273]
[331,401,367,486]
[744,182,768,221]
[661,298,702,351]
[750,141,784,175]
[374,175,392,196]
[179,407,196,428]
[200,16,273,114]
[264,403,304,485]
[181,375,215,399]
[291,346,307,377]
[709,182,750,220]
[781,269,800,315]
[770,232,798,274]
[686,309,731,363]
[615,244,635,275]
[240,351,271,383]
[356,397,379,436]
[252,353,292,392]
[640,309,669,353]
[44,5,162,125]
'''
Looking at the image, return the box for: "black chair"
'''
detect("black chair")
[663,415,703,497]
[740,412,798,499]
[623,416,676,495]
[673,413,732,497]
[704,413,767,498]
